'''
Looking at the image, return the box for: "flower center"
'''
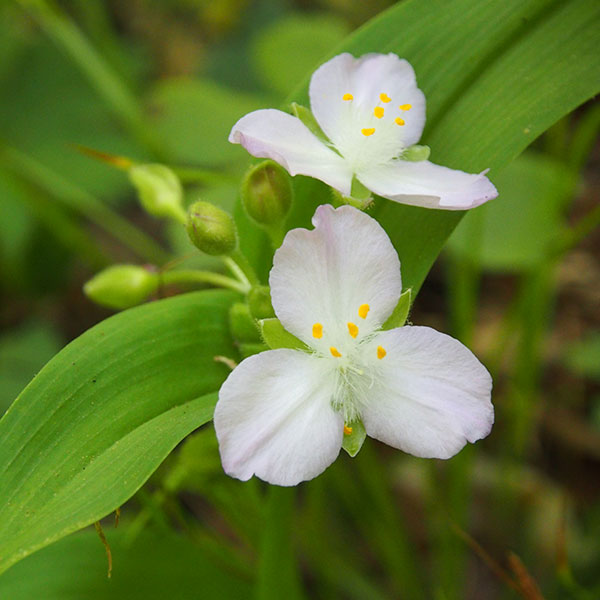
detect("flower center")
[311,303,387,422]
[336,92,413,172]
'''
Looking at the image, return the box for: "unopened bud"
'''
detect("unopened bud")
[247,285,275,319]
[186,201,238,255]
[129,164,186,222]
[241,160,293,226]
[83,265,158,309]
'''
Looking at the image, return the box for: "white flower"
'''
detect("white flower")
[214,205,494,486]
[229,53,497,210]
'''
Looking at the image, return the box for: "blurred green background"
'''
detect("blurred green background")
[1,0,599,598]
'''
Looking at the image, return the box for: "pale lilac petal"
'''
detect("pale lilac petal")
[309,53,426,156]
[229,108,352,194]
[357,160,498,210]
[214,349,343,486]
[360,327,493,458]
[270,205,402,350]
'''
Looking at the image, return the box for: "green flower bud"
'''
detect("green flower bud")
[186,201,238,255]
[83,265,158,309]
[247,285,275,319]
[241,160,293,226]
[129,164,186,223]
[229,302,261,342]
[402,144,430,162]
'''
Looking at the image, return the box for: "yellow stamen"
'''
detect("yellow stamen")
[373,106,384,119]
[347,322,359,338]
[377,346,387,359]
[330,347,342,358]
[361,128,375,137]
[343,93,353,101]
[395,117,405,126]
[399,104,412,111]
[312,323,323,339]
[379,93,391,103]
[358,304,370,319]
[343,425,353,435]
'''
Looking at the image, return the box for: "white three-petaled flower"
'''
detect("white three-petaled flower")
[229,52,498,210]
[214,205,494,486]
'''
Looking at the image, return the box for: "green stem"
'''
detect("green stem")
[0,145,170,265]
[225,249,259,287]
[16,0,162,157]
[161,269,249,294]
[170,166,238,186]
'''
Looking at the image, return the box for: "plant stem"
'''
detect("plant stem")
[225,249,259,287]
[161,269,249,294]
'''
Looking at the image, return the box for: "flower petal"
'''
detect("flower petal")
[270,204,402,350]
[357,160,498,210]
[214,349,343,486]
[360,327,493,459]
[229,108,353,194]
[309,53,426,153]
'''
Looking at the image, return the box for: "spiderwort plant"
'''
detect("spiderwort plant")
[214,205,494,486]
[229,53,498,209]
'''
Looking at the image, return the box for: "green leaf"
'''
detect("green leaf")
[0,529,251,599]
[286,0,600,294]
[259,318,308,351]
[382,289,412,330]
[0,290,236,575]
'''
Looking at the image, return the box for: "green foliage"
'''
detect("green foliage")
[0,529,251,599]
[251,13,350,96]
[0,291,235,574]
[148,79,266,167]
[448,152,576,270]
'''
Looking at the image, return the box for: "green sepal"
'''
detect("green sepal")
[382,288,412,330]
[342,419,367,457]
[229,302,261,342]
[402,144,431,162]
[238,342,268,358]
[290,103,329,143]
[247,285,276,320]
[259,318,308,351]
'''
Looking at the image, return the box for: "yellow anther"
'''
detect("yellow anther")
[395,117,405,126]
[373,106,384,119]
[358,304,370,319]
[343,93,354,101]
[347,322,359,338]
[399,104,412,111]
[379,93,391,103]
[344,425,353,435]
[312,323,323,339]
[377,346,387,359]
[361,128,376,137]
[330,346,342,358]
